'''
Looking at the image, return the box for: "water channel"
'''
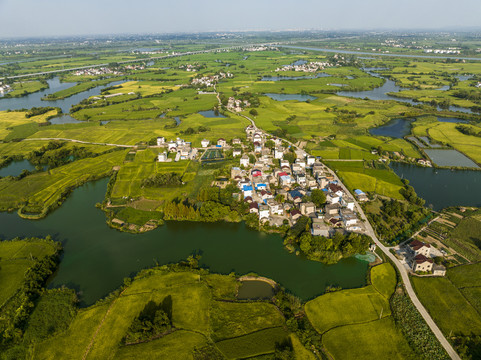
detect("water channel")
[0,179,369,306]
[0,77,126,115]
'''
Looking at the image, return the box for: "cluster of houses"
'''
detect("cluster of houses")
[423,49,461,54]
[179,64,200,72]
[223,125,366,235]
[275,61,332,73]
[241,46,277,52]
[72,67,121,76]
[227,97,250,112]
[156,136,196,162]
[403,239,446,276]
[192,72,233,87]
[0,82,11,94]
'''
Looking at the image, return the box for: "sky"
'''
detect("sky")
[0,0,480,38]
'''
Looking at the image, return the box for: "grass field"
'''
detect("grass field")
[412,272,481,337]
[215,327,289,359]
[322,317,415,360]
[4,80,48,97]
[325,160,404,199]
[210,300,285,341]
[305,263,415,359]
[32,269,296,360]
[0,239,57,307]
[306,263,395,335]
[0,150,126,214]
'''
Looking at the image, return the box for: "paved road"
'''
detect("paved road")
[24,137,135,148]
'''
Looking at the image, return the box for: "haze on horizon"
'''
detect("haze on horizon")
[0,0,480,38]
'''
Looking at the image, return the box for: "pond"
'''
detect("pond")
[261,73,330,81]
[198,110,226,118]
[265,93,317,102]
[424,149,480,168]
[0,179,369,306]
[48,115,84,125]
[390,162,481,210]
[0,159,37,177]
[0,77,126,114]
[237,280,275,300]
[369,118,414,138]
[437,116,469,124]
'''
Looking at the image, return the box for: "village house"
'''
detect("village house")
[354,189,369,202]
[260,190,274,201]
[408,239,431,257]
[240,155,250,167]
[231,167,244,179]
[259,204,270,219]
[340,208,358,227]
[328,183,344,197]
[306,155,316,166]
[412,254,434,272]
[245,125,256,136]
[266,199,283,215]
[167,141,178,152]
[253,133,263,143]
[232,138,242,145]
[318,177,329,189]
[300,202,316,216]
[306,175,317,189]
[249,202,259,214]
[156,137,165,146]
[217,138,227,147]
[274,147,284,159]
[433,264,447,276]
[157,152,168,162]
[254,142,262,153]
[255,183,268,191]
[325,203,341,216]
[290,209,302,222]
[279,174,292,187]
[341,197,355,211]
[311,218,330,237]
[242,185,253,198]
[201,139,210,148]
[280,159,290,168]
[233,149,242,157]
[312,163,324,177]
[326,192,341,204]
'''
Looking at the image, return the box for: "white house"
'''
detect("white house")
[266,199,283,215]
[240,155,250,167]
[157,152,168,162]
[259,204,270,219]
[217,138,227,147]
[233,149,242,157]
[306,156,316,166]
[408,240,431,257]
[274,147,284,159]
[412,255,434,272]
[167,141,178,152]
[156,137,165,146]
[201,139,210,148]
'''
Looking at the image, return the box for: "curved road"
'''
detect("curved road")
[219,94,460,359]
